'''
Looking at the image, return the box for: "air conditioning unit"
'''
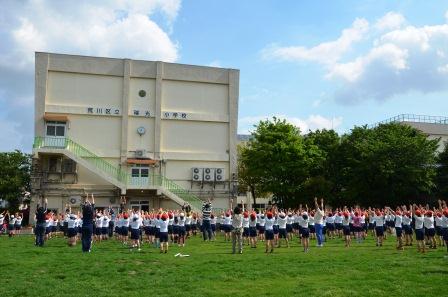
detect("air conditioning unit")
[68,196,81,205]
[203,168,215,182]
[135,150,146,158]
[215,168,225,182]
[192,168,203,181]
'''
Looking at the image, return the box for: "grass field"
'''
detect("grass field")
[1,233,447,297]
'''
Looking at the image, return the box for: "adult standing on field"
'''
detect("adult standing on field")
[314,197,325,247]
[81,193,95,252]
[34,196,47,247]
[202,199,213,241]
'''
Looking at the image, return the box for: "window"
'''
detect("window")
[131,165,150,178]
[62,159,76,173]
[48,157,58,172]
[46,121,66,137]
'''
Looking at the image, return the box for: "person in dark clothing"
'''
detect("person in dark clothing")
[35,197,48,247]
[81,193,95,252]
[202,199,213,241]
[108,205,115,238]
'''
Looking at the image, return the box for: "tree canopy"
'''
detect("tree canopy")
[0,150,31,210]
[239,119,440,207]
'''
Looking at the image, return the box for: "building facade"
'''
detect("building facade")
[31,52,239,219]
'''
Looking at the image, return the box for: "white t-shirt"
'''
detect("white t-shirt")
[394,215,402,228]
[15,217,23,225]
[10,217,17,225]
[224,216,232,225]
[178,217,185,227]
[334,215,343,224]
[258,216,265,227]
[326,215,335,224]
[374,215,384,227]
[102,216,110,228]
[423,216,434,229]
[434,216,443,227]
[249,218,257,227]
[298,216,309,228]
[243,217,249,228]
[287,215,294,225]
[314,209,324,225]
[265,217,275,230]
[130,216,142,229]
[159,219,169,233]
[278,216,287,229]
[402,216,411,225]
[441,216,448,228]
[95,217,103,228]
[414,216,424,230]
[122,218,130,228]
[185,216,192,225]
[68,216,77,228]
[342,217,350,226]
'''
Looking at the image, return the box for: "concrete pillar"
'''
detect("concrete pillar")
[35,53,49,137]
[154,62,164,161]
[120,59,131,164]
[228,69,240,194]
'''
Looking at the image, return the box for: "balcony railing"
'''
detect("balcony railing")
[370,114,448,128]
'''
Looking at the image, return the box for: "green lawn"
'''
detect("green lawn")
[1,233,447,297]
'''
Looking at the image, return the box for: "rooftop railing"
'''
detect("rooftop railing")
[370,114,448,128]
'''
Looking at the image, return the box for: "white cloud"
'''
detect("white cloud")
[0,0,181,151]
[262,18,369,65]
[262,10,448,103]
[238,114,342,134]
[0,0,180,71]
[374,12,405,31]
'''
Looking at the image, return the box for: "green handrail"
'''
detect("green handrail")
[33,136,204,209]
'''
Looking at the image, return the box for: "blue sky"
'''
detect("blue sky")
[1,0,448,152]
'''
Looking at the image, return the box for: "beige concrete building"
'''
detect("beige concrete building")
[31,52,239,219]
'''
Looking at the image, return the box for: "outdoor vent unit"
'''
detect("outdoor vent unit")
[203,168,215,182]
[135,150,146,158]
[192,167,203,181]
[215,168,225,182]
[68,196,81,205]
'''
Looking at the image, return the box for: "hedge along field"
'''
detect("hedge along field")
[1,234,447,297]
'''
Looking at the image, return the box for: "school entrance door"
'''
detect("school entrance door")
[130,200,150,212]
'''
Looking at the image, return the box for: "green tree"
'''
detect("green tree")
[339,123,438,207]
[237,144,268,206]
[435,142,448,198]
[0,150,31,211]
[241,117,322,207]
[303,129,342,205]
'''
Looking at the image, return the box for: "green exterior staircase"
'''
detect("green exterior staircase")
[33,136,204,211]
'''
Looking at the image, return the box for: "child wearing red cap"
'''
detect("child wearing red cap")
[242,211,250,246]
[159,213,169,253]
[277,212,289,248]
[342,212,351,247]
[264,211,275,253]
[298,211,310,252]
[412,205,426,253]
[223,211,232,242]
[435,211,444,247]
[423,210,436,249]
[249,212,257,248]
[387,207,404,250]
[371,209,385,247]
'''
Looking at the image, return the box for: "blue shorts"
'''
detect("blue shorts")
[286,224,293,233]
[68,228,77,238]
[309,225,315,233]
[173,225,179,235]
[335,223,343,230]
[211,224,216,232]
[185,225,191,232]
[178,226,186,237]
[15,224,22,230]
[101,227,108,235]
[426,228,435,237]
[265,230,274,240]
[273,225,279,235]
[435,226,443,236]
[159,232,168,243]
[443,228,448,241]
[395,227,402,237]
[243,227,250,237]
[415,228,425,241]
[249,226,257,237]
[326,223,335,231]
[403,224,413,235]
[130,228,140,240]
[144,226,151,235]
[122,226,129,236]
[301,228,310,238]
[375,226,384,236]
[95,227,102,235]
[258,226,265,233]
[279,228,287,239]
[168,225,173,234]
[343,226,350,236]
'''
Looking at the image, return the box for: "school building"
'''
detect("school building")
[30,52,239,220]
[373,114,448,152]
